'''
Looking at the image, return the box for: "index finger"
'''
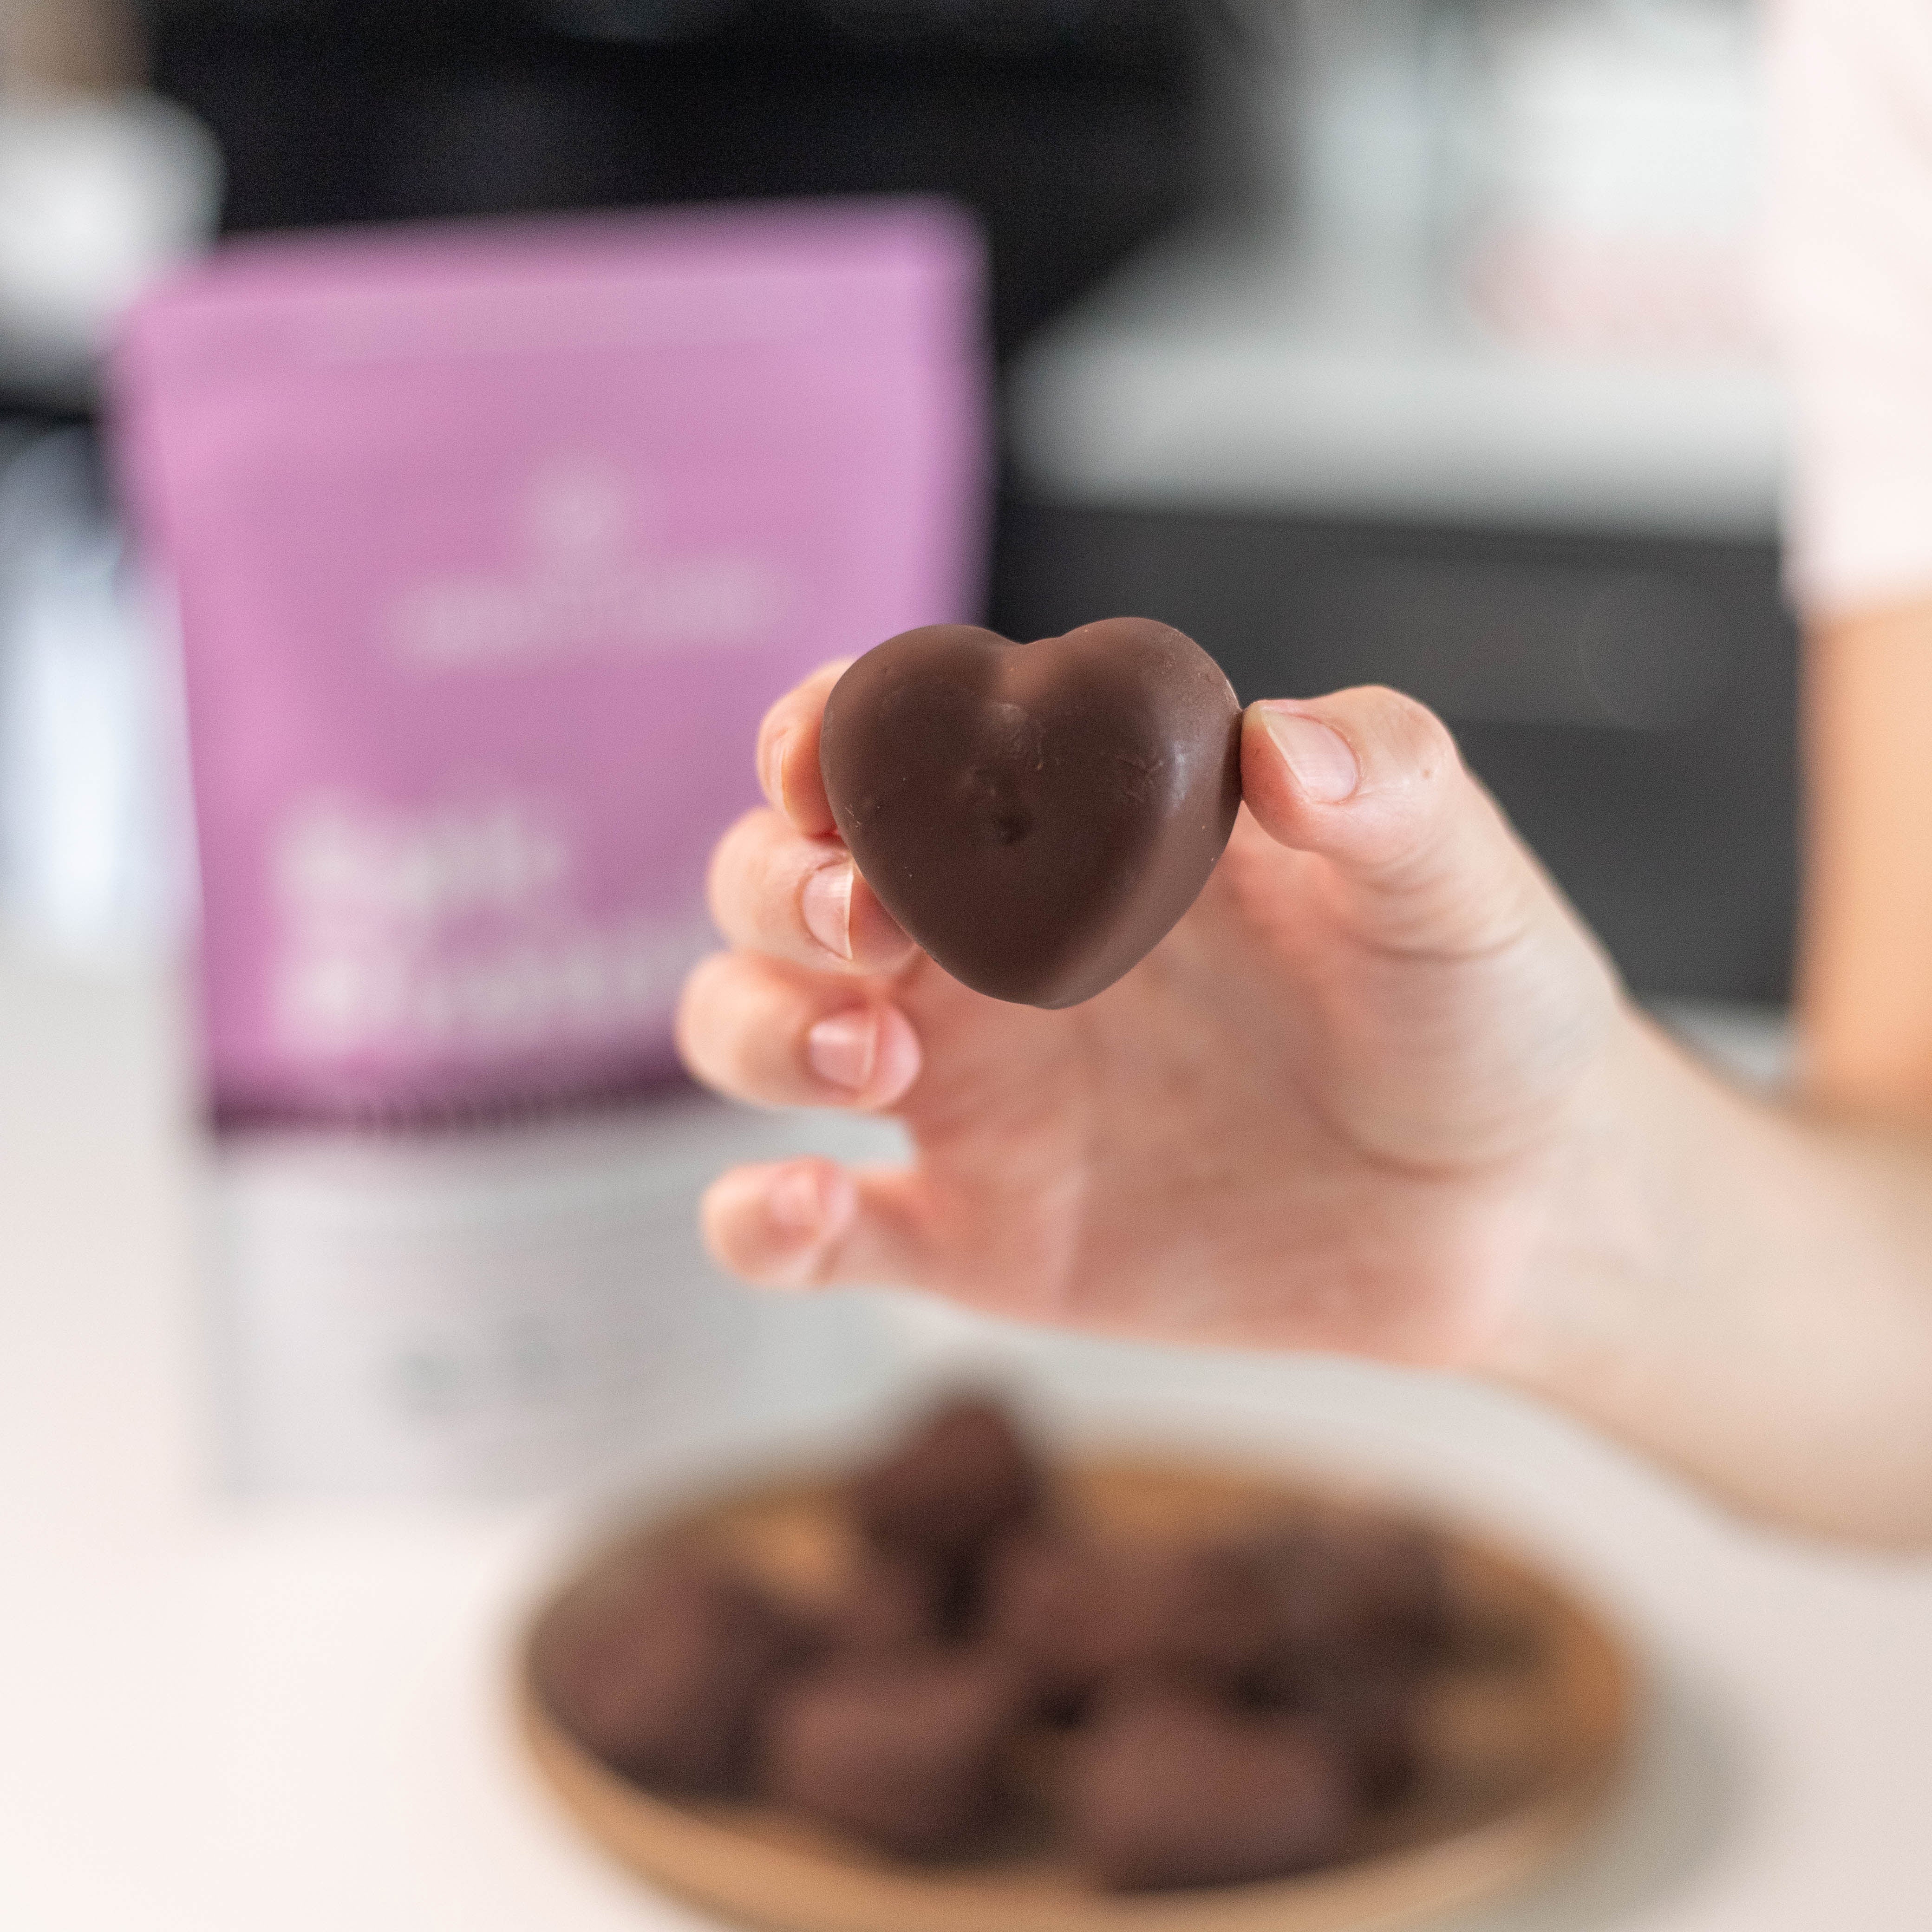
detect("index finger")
[756,659,852,837]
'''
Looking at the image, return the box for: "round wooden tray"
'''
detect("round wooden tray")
[520,1458,1632,1932]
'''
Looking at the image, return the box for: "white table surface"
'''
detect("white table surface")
[5,940,1931,1932]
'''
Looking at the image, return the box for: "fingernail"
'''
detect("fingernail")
[768,1165,828,1235]
[761,726,792,808]
[1262,706,1359,803]
[802,860,854,960]
[807,1009,876,1091]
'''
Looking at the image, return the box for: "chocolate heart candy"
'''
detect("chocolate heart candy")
[820,619,1242,1007]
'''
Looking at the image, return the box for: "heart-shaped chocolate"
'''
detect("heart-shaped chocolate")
[819,619,1242,1008]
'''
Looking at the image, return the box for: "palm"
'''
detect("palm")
[683,672,1619,1367]
[876,810,1614,1363]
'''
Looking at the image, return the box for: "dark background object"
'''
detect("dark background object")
[993,499,1797,1001]
[140,0,1234,359]
[129,0,1799,1001]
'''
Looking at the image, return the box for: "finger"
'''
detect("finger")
[706,807,915,975]
[1240,686,1566,959]
[756,659,852,837]
[677,951,922,1110]
[699,1158,936,1291]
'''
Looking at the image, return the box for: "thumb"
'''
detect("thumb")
[1239,686,1569,960]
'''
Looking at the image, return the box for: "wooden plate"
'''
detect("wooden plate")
[519,1458,1632,1932]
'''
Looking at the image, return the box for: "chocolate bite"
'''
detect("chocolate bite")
[1118,1542,1287,1685]
[1067,1690,1359,1891]
[535,1546,810,1796]
[850,1397,1043,1580]
[535,1398,1472,1893]
[1255,1517,1449,1671]
[979,1532,1112,1711]
[1282,1660,1422,1808]
[986,1534,1283,1712]
[820,619,1242,1008]
[759,1649,1031,1859]
[825,1553,953,1657]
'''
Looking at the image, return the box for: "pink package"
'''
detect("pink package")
[112,200,986,1124]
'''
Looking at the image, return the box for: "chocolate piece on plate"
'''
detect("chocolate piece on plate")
[1067,1688,1360,1891]
[1280,1659,1423,1808]
[759,1648,1031,1860]
[827,1553,954,1657]
[849,1396,1043,1578]
[985,1533,1285,1711]
[979,1531,1114,1712]
[536,1546,811,1796]
[1121,1541,1289,1684]
[1256,1516,1451,1670]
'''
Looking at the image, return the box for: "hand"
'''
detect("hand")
[677,664,1624,1369]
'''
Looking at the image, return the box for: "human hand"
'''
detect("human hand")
[677,663,1625,1369]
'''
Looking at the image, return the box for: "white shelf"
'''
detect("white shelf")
[1010,238,1788,539]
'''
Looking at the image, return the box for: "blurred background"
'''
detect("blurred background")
[1,0,1787,995]
[16,6,1927,1932]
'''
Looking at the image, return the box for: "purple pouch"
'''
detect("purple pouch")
[113,200,986,1124]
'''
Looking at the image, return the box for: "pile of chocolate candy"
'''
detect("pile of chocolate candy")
[537,1397,1455,1892]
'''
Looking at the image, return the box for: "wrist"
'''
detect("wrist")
[1479,1006,1932,1544]
[1476,1003,1690,1404]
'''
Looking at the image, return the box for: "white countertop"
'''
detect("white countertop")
[4,938,1930,1932]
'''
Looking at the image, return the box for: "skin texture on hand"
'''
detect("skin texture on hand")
[680,660,1932,1545]
[1800,597,1932,1117]
[678,662,1622,1368]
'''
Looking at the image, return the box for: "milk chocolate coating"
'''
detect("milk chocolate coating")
[850,1396,1044,1576]
[1290,1662,1421,1809]
[984,1534,1284,1713]
[978,1532,1111,1713]
[827,1553,954,1656]
[1067,1690,1358,1891]
[1253,1517,1450,1670]
[759,1649,1030,1859]
[819,619,1243,1007]
[533,1546,812,1796]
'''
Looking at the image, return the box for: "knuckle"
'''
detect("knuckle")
[712,811,821,955]
[705,808,765,918]
[680,955,823,1097]
[756,686,798,751]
